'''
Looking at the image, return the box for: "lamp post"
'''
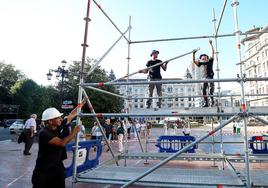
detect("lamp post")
[46,60,68,106]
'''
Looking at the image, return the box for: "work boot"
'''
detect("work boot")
[202,101,209,108]
[211,100,215,107]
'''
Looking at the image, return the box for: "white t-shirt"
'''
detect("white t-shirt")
[78,125,86,141]
[24,118,36,131]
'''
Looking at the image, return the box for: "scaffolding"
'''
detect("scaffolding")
[72,1,268,188]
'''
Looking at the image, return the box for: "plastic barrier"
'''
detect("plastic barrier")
[249,136,268,154]
[65,140,102,178]
[155,135,197,153]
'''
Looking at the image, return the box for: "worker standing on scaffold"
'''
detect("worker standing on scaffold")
[193,40,215,107]
[140,50,168,108]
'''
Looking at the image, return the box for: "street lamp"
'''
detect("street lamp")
[46,60,68,105]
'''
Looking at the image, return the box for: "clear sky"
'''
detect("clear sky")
[0,0,267,89]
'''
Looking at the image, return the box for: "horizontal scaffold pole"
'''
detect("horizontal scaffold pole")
[86,85,127,99]
[120,115,239,188]
[79,112,268,118]
[128,93,268,100]
[81,77,268,87]
[110,48,200,83]
[130,31,268,44]
[80,112,235,118]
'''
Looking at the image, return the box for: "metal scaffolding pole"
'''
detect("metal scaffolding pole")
[92,0,129,42]
[249,114,268,125]
[213,5,226,169]
[215,0,227,36]
[87,27,130,76]
[232,0,251,187]
[81,77,268,87]
[124,16,132,167]
[127,93,268,100]
[130,31,268,44]
[72,0,91,183]
[85,85,127,99]
[109,48,200,83]
[82,89,119,165]
[120,115,239,188]
[80,112,240,118]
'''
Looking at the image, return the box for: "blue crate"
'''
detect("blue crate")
[249,136,268,154]
[65,140,102,177]
[155,135,197,153]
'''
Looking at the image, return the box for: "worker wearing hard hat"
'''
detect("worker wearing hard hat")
[32,98,87,188]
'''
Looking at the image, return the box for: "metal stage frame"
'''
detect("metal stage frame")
[72,0,268,188]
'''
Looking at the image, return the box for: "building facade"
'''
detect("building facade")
[242,26,268,106]
[115,70,196,111]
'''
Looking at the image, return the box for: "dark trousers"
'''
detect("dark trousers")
[147,79,162,106]
[24,129,34,154]
[32,163,65,188]
[202,77,214,104]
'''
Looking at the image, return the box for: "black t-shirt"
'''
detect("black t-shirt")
[104,123,113,134]
[146,59,162,79]
[34,119,68,173]
[198,58,214,78]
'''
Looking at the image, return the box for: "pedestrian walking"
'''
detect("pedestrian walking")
[232,121,236,134]
[23,114,37,155]
[104,119,113,152]
[182,120,191,136]
[116,121,125,153]
[236,120,242,135]
[91,122,102,140]
[140,50,168,108]
[77,121,86,142]
[193,40,215,107]
[163,121,168,135]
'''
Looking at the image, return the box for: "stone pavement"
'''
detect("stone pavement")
[0,126,268,188]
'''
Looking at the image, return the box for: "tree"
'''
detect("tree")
[108,69,116,81]
[11,79,59,118]
[63,59,123,113]
[0,62,26,105]
[0,62,25,90]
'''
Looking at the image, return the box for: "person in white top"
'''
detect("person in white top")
[235,120,242,135]
[23,114,37,155]
[77,121,86,142]
[163,121,168,136]
[140,121,146,138]
[182,120,191,136]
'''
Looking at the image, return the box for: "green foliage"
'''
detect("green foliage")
[11,79,59,118]
[0,59,123,119]
[0,62,25,90]
[64,59,124,113]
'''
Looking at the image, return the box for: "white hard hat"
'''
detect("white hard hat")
[42,107,63,121]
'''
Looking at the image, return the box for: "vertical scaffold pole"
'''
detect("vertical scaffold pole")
[124,16,132,167]
[73,0,91,183]
[212,8,224,169]
[231,0,251,187]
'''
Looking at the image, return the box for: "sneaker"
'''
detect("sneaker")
[146,105,151,109]
[157,102,161,108]
[202,103,209,108]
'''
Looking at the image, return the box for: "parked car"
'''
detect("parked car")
[3,119,17,128]
[9,119,24,134]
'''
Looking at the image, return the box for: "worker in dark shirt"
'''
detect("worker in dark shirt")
[32,99,87,188]
[140,50,168,108]
[193,40,215,107]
